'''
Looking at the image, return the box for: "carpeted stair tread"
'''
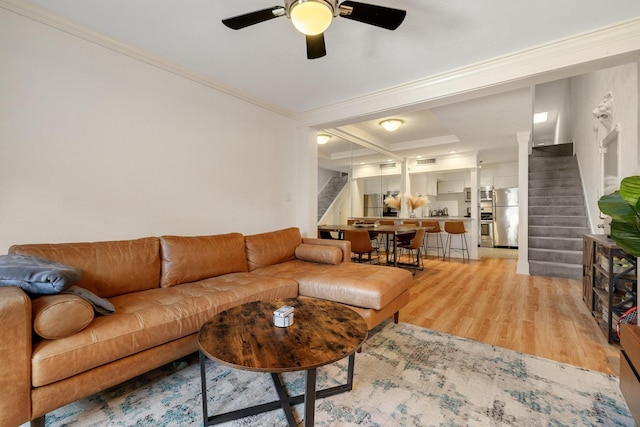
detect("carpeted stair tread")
[529,178,582,188]
[529,248,582,264]
[528,236,583,251]
[529,196,586,206]
[529,206,586,216]
[528,215,588,227]
[529,260,583,279]
[529,225,590,238]
[529,187,583,197]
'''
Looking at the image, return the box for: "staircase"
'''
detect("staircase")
[318,175,348,221]
[528,144,588,279]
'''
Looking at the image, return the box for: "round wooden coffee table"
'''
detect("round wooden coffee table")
[198,297,368,427]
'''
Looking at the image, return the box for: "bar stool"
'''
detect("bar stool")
[444,221,469,262]
[420,220,444,260]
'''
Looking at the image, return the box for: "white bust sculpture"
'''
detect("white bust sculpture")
[592,92,613,131]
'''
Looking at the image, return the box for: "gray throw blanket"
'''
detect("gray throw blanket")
[0,254,82,294]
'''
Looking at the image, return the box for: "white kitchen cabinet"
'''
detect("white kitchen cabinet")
[437,180,465,194]
[425,176,438,196]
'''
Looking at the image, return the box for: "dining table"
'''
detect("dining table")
[317,224,426,267]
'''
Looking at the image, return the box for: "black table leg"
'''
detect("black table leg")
[200,352,357,426]
[304,368,317,427]
[199,350,209,427]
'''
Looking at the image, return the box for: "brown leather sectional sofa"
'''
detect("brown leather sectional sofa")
[0,227,412,427]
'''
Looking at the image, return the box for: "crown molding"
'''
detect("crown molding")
[0,0,298,120]
[4,0,640,130]
[300,17,640,128]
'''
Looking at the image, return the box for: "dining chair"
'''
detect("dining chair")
[396,222,418,247]
[344,229,379,264]
[398,227,425,274]
[375,219,395,253]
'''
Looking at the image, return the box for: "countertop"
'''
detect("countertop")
[349,216,474,221]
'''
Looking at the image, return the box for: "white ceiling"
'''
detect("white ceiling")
[16,0,640,170]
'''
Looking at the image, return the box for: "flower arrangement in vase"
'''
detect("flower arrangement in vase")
[406,194,429,217]
[383,194,402,209]
[383,194,429,217]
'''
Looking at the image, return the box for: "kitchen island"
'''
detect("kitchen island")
[348,216,474,223]
[345,217,477,260]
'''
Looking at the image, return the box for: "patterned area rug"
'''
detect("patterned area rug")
[41,322,635,426]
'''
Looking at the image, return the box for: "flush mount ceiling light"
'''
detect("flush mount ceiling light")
[379,119,403,132]
[317,133,332,145]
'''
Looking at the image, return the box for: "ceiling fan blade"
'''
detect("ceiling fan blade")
[222,6,285,30]
[339,1,406,30]
[306,34,326,59]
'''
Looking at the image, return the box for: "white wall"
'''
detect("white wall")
[571,62,639,232]
[0,9,305,252]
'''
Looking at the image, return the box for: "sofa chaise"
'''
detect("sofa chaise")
[0,227,412,427]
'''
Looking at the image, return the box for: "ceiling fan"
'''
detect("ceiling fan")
[222,0,407,59]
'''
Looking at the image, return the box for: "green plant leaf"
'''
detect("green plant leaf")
[620,176,640,211]
[598,191,637,223]
[610,219,640,257]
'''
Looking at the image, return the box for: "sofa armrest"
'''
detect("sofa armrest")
[0,286,32,426]
[302,238,351,263]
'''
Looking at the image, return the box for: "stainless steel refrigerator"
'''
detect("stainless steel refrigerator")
[493,188,519,248]
[364,194,383,217]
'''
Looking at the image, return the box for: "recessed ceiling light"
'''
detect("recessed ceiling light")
[317,133,332,145]
[379,119,404,132]
[533,112,548,124]
[449,150,457,154]
[416,155,423,159]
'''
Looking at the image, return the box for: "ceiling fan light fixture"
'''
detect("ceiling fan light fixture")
[290,0,333,35]
[379,119,403,132]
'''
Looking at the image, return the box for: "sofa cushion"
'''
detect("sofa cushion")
[295,244,342,265]
[245,227,302,271]
[0,254,82,294]
[251,260,412,311]
[62,286,115,315]
[159,233,248,287]
[9,238,161,298]
[30,273,298,387]
[32,294,94,340]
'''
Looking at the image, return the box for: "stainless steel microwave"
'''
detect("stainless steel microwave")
[480,186,493,201]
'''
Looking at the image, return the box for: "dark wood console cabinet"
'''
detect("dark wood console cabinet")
[583,235,637,343]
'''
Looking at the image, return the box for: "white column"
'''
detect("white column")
[516,131,531,275]
[400,159,410,218]
[469,166,479,260]
[297,126,317,237]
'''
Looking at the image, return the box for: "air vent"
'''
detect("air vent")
[417,158,436,165]
[380,163,396,169]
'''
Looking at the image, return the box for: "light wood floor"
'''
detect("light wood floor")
[398,252,621,376]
